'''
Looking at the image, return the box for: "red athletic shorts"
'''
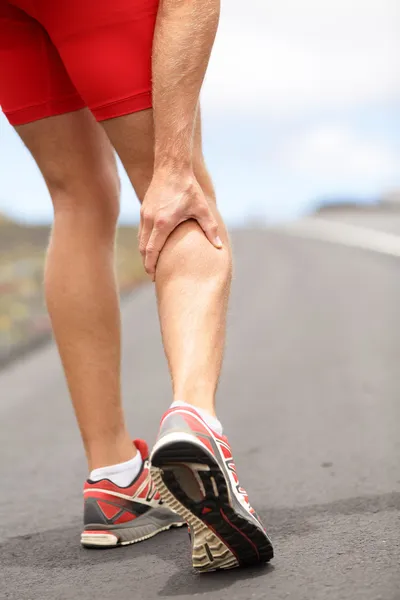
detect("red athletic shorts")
[0,0,158,125]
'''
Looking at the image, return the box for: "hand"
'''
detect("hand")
[138,169,222,279]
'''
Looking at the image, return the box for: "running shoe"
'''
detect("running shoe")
[81,439,185,548]
[150,406,274,572]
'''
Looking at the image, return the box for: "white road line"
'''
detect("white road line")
[280,217,400,258]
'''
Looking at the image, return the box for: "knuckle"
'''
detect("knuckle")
[141,209,151,223]
[155,210,171,227]
[145,261,154,274]
[209,221,218,232]
[155,215,167,228]
[200,201,212,217]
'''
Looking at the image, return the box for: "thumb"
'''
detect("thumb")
[197,209,223,249]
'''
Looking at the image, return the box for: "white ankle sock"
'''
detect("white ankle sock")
[89,452,143,487]
[170,401,223,435]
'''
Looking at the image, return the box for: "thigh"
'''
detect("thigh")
[0,1,84,126]
[102,106,215,204]
[16,109,119,212]
[25,0,159,122]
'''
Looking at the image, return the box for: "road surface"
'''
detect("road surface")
[1,218,399,599]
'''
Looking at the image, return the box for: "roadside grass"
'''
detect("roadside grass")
[0,221,145,366]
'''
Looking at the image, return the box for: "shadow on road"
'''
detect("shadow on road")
[2,491,399,597]
[0,518,275,597]
[0,520,186,571]
[158,563,274,597]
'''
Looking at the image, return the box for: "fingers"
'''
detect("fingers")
[195,206,222,249]
[139,175,223,279]
[144,221,173,280]
[140,210,178,279]
[138,208,152,266]
[144,209,221,280]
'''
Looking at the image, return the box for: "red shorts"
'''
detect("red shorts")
[0,0,158,125]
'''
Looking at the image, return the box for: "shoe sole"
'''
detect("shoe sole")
[150,437,274,573]
[81,511,185,549]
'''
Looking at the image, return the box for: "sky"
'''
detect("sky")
[0,0,399,225]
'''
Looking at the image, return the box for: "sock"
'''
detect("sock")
[89,451,143,487]
[170,400,223,435]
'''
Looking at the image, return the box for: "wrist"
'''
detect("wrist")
[153,152,193,175]
[151,165,197,192]
[153,121,194,172]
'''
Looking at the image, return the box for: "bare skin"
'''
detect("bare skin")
[14,0,228,470]
[103,108,232,416]
[135,0,230,412]
[140,0,222,277]
[16,110,134,470]
[16,104,230,469]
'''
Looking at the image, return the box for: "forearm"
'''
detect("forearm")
[152,0,220,170]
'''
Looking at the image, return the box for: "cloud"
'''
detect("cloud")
[276,125,400,183]
[203,0,400,117]
[1,1,399,226]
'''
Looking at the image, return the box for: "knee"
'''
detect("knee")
[46,160,121,229]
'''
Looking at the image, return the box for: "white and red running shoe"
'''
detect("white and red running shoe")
[150,407,274,572]
[81,439,185,548]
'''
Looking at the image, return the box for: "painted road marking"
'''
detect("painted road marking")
[280,217,400,258]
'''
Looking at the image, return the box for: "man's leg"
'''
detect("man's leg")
[103,108,232,418]
[16,109,135,471]
[16,109,185,548]
[103,109,273,571]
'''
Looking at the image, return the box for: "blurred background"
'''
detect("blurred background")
[0,0,399,365]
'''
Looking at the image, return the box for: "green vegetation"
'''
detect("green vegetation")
[0,217,145,366]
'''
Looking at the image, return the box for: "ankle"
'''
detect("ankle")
[170,400,223,435]
[172,394,217,419]
[89,451,143,486]
[85,431,136,471]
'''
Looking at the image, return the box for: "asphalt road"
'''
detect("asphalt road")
[1,221,400,600]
